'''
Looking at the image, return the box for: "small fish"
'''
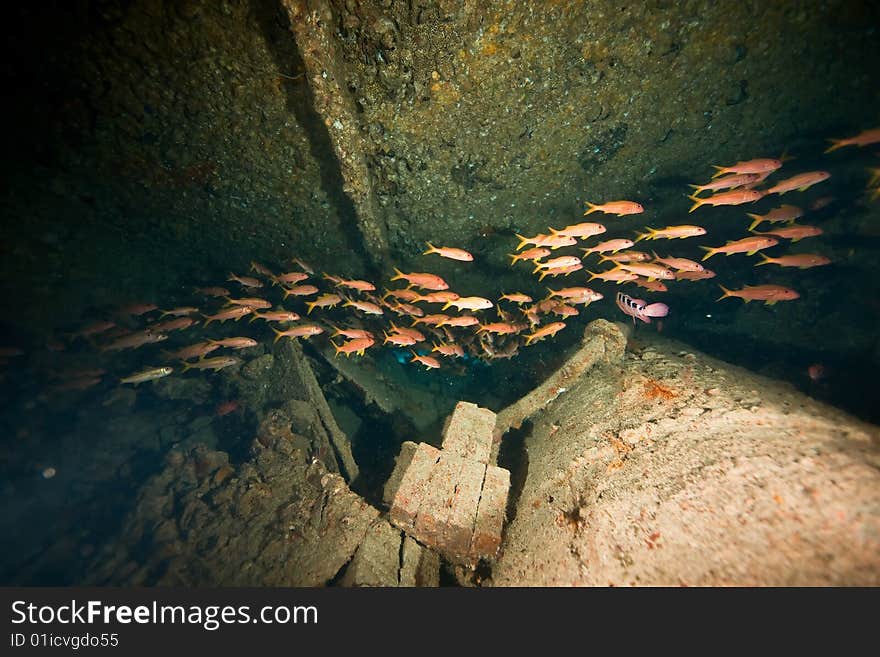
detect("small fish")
[515,233,577,251]
[101,330,168,352]
[384,331,417,346]
[181,356,243,372]
[583,200,644,216]
[194,286,231,298]
[755,253,830,269]
[413,291,460,304]
[550,222,607,239]
[250,261,275,277]
[273,272,310,286]
[120,366,173,385]
[675,269,716,281]
[332,336,375,357]
[387,301,425,317]
[250,310,301,323]
[631,279,668,292]
[215,400,241,417]
[148,317,195,332]
[764,171,831,196]
[616,292,669,324]
[753,225,823,242]
[390,268,449,291]
[810,196,835,211]
[807,363,826,382]
[689,173,760,195]
[546,287,602,302]
[711,158,782,178]
[224,297,272,310]
[825,127,880,153]
[598,251,652,263]
[334,278,377,292]
[160,307,200,318]
[442,296,493,311]
[499,292,533,304]
[549,304,578,318]
[208,337,259,349]
[699,236,779,260]
[746,205,804,231]
[635,225,706,241]
[477,322,522,335]
[616,262,675,280]
[227,273,263,289]
[343,298,384,315]
[330,326,373,340]
[412,314,452,326]
[272,325,324,342]
[586,269,638,283]
[688,189,763,212]
[290,257,315,274]
[423,242,474,261]
[383,288,422,302]
[439,315,479,327]
[282,285,320,298]
[509,247,551,264]
[650,254,704,272]
[118,303,158,316]
[717,284,799,305]
[202,306,253,326]
[411,352,441,369]
[432,342,465,358]
[523,322,567,345]
[580,239,635,256]
[533,256,582,272]
[305,293,342,314]
[162,342,221,361]
[388,323,425,342]
[536,263,583,281]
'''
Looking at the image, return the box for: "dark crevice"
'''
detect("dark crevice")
[497,421,531,524]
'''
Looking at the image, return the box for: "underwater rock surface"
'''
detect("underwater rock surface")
[492,321,880,586]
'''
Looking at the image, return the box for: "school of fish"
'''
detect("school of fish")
[4,126,877,390]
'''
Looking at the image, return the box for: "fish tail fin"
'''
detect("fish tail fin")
[824,138,845,154]
[586,270,599,281]
[514,233,530,251]
[699,246,717,261]
[330,341,342,357]
[687,194,704,213]
[441,302,452,311]
[716,285,733,301]
[423,241,437,256]
[305,301,316,315]
[390,267,405,282]
[710,165,727,179]
[650,250,660,261]
[272,327,284,343]
[582,202,598,216]
[180,360,193,373]
[634,228,653,242]
[248,313,259,323]
[597,254,611,264]
[524,334,535,346]
[687,184,704,195]
[507,253,520,265]
[532,263,542,275]
[746,213,763,231]
[201,314,214,327]
[755,254,773,267]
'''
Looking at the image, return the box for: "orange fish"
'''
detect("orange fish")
[118,303,158,316]
[305,293,342,314]
[547,287,602,302]
[390,268,449,291]
[580,239,634,256]
[583,200,644,216]
[499,292,533,304]
[330,326,373,340]
[587,269,638,283]
[755,253,830,269]
[764,171,831,195]
[746,205,803,231]
[159,307,199,318]
[616,262,675,280]
[148,317,195,332]
[550,304,578,318]
[250,261,274,277]
[550,222,607,239]
[688,189,763,212]
[413,291,460,304]
[523,321,567,345]
[332,337,375,357]
[227,273,262,289]
[635,225,706,241]
[650,254,704,272]
[283,285,320,298]
[162,342,220,361]
[290,257,315,274]
[689,173,760,195]
[225,297,272,309]
[411,352,441,369]
[423,242,474,261]
[442,297,493,312]
[383,287,421,302]
[675,269,716,281]
[388,323,426,342]
[711,158,782,178]
[631,279,668,292]
[717,284,799,305]
[476,322,522,335]
[753,225,823,242]
[699,236,778,260]
[208,337,258,349]
[180,356,242,372]
[202,306,253,326]
[515,233,577,251]
[272,325,324,342]
[533,256,581,272]
[535,263,583,281]
[412,314,452,326]
[384,331,417,346]
[273,272,309,286]
[100,330,167,352]
[441,315,479,327]
[335,278,376,292]
[598,251,651,263]
[250,310,300,323]
[509,247,551,264]
[432,342,464,357]
[343,298,384,315]
[386,301,425,317]
[825,127,880,153]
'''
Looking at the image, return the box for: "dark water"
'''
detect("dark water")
[1,1,879,585]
